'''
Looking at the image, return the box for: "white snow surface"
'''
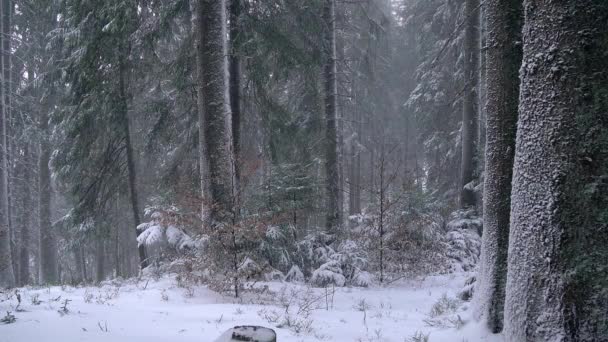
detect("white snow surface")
[1,272,502,342]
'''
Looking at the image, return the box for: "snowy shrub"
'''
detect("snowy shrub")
[408,331,430,342]
[264,269,285,282]
[429,294,460,318]
[136,205,196,264]
[458,276,476,301]
[444,228,481,272]
[238,257,262,280]
[446,209,482,234]
[352,271,373,287]
[310,260,345,287]
[285,265,305,283]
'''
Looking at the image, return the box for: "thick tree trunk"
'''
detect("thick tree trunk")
[118,47,148,269]
[474,0,522,333]
[0,0,14,288]
[459,0,480,209]
[323,0,341,233]
[504,2,608,341]
[199,0,235,224]
[198,0,238,297]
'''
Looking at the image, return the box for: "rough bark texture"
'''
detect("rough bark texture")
[199,0,236,225]
[459,0,480,209]
[475,0,522,333]
[504,1,608,341]
[0,0,14,288]
[323,0,341,233]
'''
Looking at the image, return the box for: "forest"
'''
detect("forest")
[0,0,607,341]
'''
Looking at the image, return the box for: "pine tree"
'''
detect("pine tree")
[54,0,148,269]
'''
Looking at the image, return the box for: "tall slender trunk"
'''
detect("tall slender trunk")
[475,0,522,333]
[18,144,32,286]
[349,82,361,216]
[477,2,487,172]
[73,243,84,284]
[39,102,57,284]
[118,44,147,269]
[323,0,341,234]
[95,238,104,283]
[229,0,241,189]
[459,0,480,209]
[504,2,608,340]
[0,0,14,287]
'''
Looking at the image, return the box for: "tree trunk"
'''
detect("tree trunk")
[504,2,608,340]
[118,44,148,269]
[459,0,480,209]
[39,103,57,284]
[229,0,241,189]
[475,0,522,333]
[198,0,236,225]
[18,144,32,286]
[73,244,84,284]
[198,0,238,297]
[0,0,14,288]
[95,238,104,283]
[323,0,341,233]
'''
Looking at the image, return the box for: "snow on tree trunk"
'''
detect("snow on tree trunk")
[475,0,522,333]
[0,0,13,288]
[459,0,480,209]
[504,2,608,340]
[323,0,341,233]
[198,0,236,226]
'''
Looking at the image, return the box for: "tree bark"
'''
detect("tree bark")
[504,1,608,340]
[18,144,32,286]
[198,0,238,297]
[459,0,480,209]
[229,0,241,189]
[0,0,14,288]
[323,0,341,233]
[475,0,522,333]
[198,0,236,225]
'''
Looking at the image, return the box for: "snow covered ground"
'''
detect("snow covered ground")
[0,272,502,342]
